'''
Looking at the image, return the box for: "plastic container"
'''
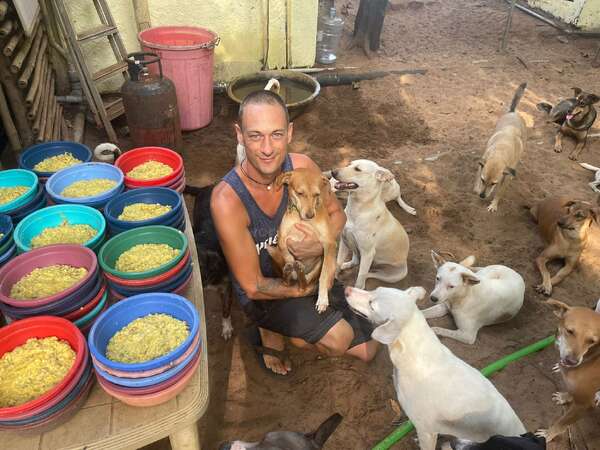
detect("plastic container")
[103,249,190,287]
[0,215,13,248]
[316,7,344,65]
[14,204,106,253]
[0,169,39,213]
[108,262,192,296]
[139,26,220,130]
[4,183,45,218]
[104,187,183,228]
[19,142,92,178]
[73,290,108,328]
[115,147,183,188]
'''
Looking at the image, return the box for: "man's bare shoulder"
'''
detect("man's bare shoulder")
[210,181,247,223]
[290,153,321,172]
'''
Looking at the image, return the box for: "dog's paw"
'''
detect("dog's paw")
[315,296,329,314]
[595,391,600,407]
[487,203,498,213]
[534,283,552,296]
[554,145,563,153]
[535,429,549,439]
[568,153,579,161]
[552,391,572,405]
[552,363,561,373]
[221,316,234,341]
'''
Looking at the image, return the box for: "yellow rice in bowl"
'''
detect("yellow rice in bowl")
[60,178,117,198]
[126,161,173,181]
[118,203,172,222]
[106,314,189,364]
[0,337,76,407]
[10,265,88,300]
[33,153,82,173]
[31,219,97,248]
[0,186,29,205]
[115,243,179,273]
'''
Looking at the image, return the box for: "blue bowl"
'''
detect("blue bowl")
[0,242,16,266]
[45,162,124,207]
[14,204,107,253]
[104,187,183,228]
[93,336,200,387]
[0,231,13,255]
[108,209,185,236]
[88,292,199,373]
[0,215,13,248]
[108,262,192,296]
[74,290,108,328]
[0,169,39,213]
[19,141,92,178]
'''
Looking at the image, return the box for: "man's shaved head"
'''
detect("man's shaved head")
[238,90,289,129]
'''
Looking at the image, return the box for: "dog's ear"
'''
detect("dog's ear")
[546,298,571,318]
[431,250,447,268]
[590,207,600,224]
[572,87,582,97]
[586,94,600,105]
[375,169,394,183]
[372,320,402,345]
[307,413,343,447]
[504,167,516,177]
[461,270,480,285]
[275,171,293,188]
[459,255,476,267]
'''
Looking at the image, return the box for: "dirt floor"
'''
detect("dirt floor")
[106,0,600,448]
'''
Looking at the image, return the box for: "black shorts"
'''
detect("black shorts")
[242,281,374,347]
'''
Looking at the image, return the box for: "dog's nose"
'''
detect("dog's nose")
[479,192,486,199]
[563,355,579,367]
[331,170,338,178]
[305,211,315,219]
[430,295,439,303]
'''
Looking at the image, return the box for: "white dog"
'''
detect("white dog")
[422,251,525,344]
[331,160,411,289]
[580,162,600,193]
[345,285,526,450]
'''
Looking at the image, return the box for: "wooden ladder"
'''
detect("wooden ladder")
[52,0,129,143]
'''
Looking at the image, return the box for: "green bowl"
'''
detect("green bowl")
[98,225,188,280]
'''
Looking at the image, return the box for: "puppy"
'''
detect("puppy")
[422,251,525,344]
[580,162,600,193]
[268,169,336,313]
[184,184,234,339]
[538,88,600,160]
[345,285,526,449]
[451,433,545,450]
[331,160,410,289]
[529,196,599,296]
[474,83,527,212]
[219,413,342,450]
[535,299,600,442]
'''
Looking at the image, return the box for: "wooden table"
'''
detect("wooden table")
[3,209,209,450]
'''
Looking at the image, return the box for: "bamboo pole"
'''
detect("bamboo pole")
[26,54,47,108]
[52,104,62,140]
[40,0,67,59]
[10,21,40,74]
[0,2,8,22]
[60,115,69,140]
[42,96,57,141]
[3,26,23,57]
[18,35,46,89]
[133,0,151,32]
[33,70,52,135]
[0,19,12,37]
[0,57,33,146]
[0,83,22,151]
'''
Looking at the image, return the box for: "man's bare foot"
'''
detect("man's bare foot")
[259,328,292,375]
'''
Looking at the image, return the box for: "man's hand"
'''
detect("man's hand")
[287,222,323,259]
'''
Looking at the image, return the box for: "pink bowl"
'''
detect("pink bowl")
[92,331,199,378]
[0,245,98,308]
[97,353,200,407]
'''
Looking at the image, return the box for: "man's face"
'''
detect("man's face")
[235,103,293,177]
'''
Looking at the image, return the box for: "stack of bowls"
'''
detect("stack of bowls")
[115,147,185,193]
[0,215,16,267]
[45,162,124,210]
[14,204,107,254]
[0,245,107,333]
[103,187,184,236]
[89,293,200,407]
[98,225,190,300]
[0,316,93,432]
[19,141,93,184]
[0,169,46,224]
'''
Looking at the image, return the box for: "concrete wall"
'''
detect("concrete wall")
[66,0,318,90]
[526,0,600,30]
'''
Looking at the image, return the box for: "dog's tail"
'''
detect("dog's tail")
[509,82,527,112]
[307,413,343,448]
[580,162,600,172]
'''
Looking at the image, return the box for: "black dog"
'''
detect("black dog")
[537,87,600,161]
[452,433,546,450]
[184,184,234,339]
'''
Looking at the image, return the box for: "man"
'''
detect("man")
[211,90,378,375]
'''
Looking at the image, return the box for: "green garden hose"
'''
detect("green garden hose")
[372,335,556,450]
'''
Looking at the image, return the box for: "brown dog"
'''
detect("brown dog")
[268,168,336,313]
[529,196,599,296]
[536,299,600,442]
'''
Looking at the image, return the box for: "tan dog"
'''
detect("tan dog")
[536,299,600,442]
[529,196,599,296]
[268,168,336,313]
[474,83,527,212]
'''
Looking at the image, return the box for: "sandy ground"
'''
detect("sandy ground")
[93,0,600,448]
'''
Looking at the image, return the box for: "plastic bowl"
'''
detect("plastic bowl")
[63,282,106,321]
[0,243,16,266]
[98,225,188,280]
[103,249,190,287]
[73,290,108,328]
[116,147,183,188]
[45,162,124,206]
[14,204,106,253]
[0,169,39,213]
[108,262,192,296]
[0,316,87,419]
[0,244,98,308]
[0,232,14,256]
[89,292,200,373]
[0,215,13,247]
[107,207,184,235]
[104,187,183,228]
[19,142,92,178]
[4,183,45,216]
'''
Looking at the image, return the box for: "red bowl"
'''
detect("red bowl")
[116,147,183,188]
[63,282,107,321]
[0,316,87,419]
[0,245,98,308]
[97,353,200,407]
[103,249,190,287]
